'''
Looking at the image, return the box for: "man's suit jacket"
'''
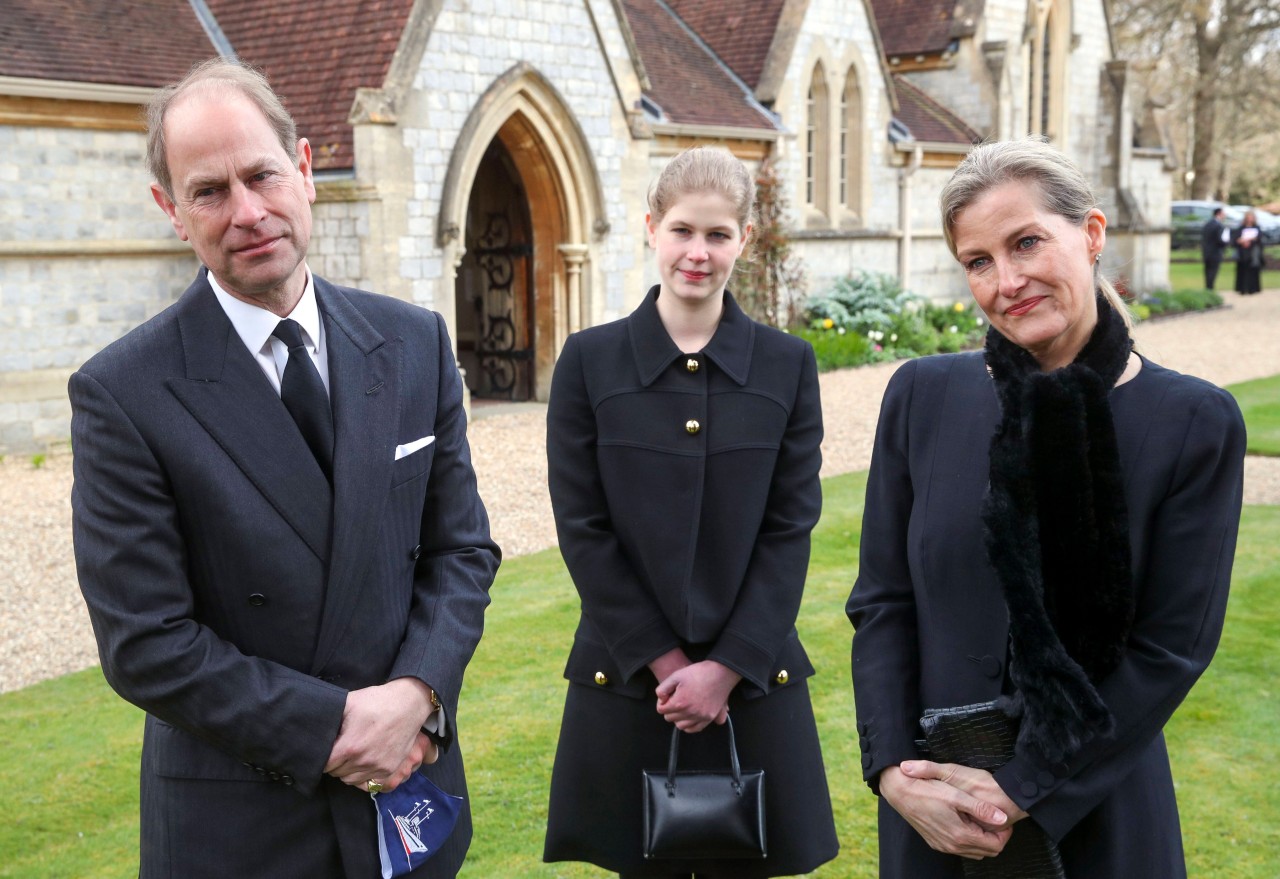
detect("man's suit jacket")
[1201,217,1226,263]
[70,270,499,878]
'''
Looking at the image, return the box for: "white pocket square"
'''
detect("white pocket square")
[394,435,435,460]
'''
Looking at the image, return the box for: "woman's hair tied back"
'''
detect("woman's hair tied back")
[648,146,757,234]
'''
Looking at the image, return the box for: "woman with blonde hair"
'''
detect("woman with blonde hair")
[847,138,1245,877]
[544,146,839,878]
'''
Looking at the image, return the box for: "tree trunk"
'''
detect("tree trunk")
[1190,0,1222,200]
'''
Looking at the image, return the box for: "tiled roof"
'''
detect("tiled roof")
[892,75,981,144]
[3,0,781,163]
[623,0,779,131]
[0,0,215,87]
[869,0,958,57]
[662,0,787,89]
[205,0,416,170]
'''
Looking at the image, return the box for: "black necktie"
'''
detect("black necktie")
[272,319,334,479]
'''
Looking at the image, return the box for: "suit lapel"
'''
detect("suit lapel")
[310,278,399,674]
[166,273,333,561]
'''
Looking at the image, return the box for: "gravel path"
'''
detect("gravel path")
[3,293,1277,693]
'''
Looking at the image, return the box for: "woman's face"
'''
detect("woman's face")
[647,190,750,308]
[952,180,1106,370]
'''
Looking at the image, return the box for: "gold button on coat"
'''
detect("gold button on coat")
[686,358,699,373]
[594,671,609,686]
[685,419,701,435]
[775,669,789,685]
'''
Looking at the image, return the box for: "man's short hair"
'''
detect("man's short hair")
[146,58,298,199]
[1213,207,1225,218]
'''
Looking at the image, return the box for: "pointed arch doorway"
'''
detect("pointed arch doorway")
[453,113,580,402]
[444,63,607,403]
[455,137,536,401]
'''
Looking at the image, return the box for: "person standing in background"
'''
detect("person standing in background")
[1200,206,1228,290]
[1232,209,1266,295]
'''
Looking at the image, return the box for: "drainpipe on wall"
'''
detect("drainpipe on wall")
[898,144,924,292]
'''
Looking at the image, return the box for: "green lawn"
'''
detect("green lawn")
[1168,257,1280,294]
[1,475,1276,877]
[1225,374,1280,457]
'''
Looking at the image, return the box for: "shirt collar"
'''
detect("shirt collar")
[208,267,321,355]
[629,285,755,386]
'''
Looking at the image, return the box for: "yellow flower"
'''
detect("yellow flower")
[822,318,834,329]
[953,302,966,312]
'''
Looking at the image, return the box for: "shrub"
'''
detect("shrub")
[796,269,1225,373]
[790,326,873,371]
[922,300,986,352]
[735,158,805,327]
[803,270,921,336]
[798,271,986,369]
[1143,287,1224,317]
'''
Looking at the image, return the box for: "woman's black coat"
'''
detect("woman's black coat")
[847,352,1245,877]
[543,287,838,876]
[1232,223,1265,294]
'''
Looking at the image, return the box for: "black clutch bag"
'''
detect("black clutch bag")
[919,701,1065,879]
[642,716,766,860]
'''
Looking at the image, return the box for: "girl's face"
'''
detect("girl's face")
[647,191,750,308]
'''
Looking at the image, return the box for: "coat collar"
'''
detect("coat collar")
[629,285,755,386]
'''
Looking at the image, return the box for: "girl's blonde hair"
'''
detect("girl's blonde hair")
[940,138,1133,328]
[648,146,756,233]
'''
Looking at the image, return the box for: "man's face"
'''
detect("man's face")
[152,90,315,310]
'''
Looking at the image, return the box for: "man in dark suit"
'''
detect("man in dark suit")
[69,59,499,878]
[1201,206,1228,289]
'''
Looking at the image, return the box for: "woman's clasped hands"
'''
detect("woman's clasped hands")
[879,760,1028,860]
[648,647,743,733]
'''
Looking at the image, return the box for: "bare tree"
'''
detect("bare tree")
[1112,0,1280,200]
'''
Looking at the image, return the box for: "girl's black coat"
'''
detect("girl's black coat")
[543,287,838,875]
[548,287,823,695]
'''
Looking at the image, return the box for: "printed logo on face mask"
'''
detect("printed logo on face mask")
[372,772,464,877]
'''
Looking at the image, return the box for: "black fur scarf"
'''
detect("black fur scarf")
[982,294,1136,764]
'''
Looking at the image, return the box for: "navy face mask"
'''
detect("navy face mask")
[372,771,464,877]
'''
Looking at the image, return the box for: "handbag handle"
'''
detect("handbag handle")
[665,716,744,793]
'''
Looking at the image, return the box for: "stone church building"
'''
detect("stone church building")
[0,0,1172,450]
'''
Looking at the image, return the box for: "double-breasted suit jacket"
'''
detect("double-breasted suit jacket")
[847,352,1245,877]
[69,270,499,878]
[543,288,838,877]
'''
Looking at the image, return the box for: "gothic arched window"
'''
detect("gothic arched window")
[806,62,829,216]
[1026,0,1068,140]
[840,66,862,218]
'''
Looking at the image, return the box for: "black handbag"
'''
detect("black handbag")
[919,701,1065,879]
[642,716,766,860]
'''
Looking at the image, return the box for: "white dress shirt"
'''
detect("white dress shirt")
[208,268,330,398]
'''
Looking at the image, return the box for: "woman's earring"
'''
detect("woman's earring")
[1094,252,1102,263]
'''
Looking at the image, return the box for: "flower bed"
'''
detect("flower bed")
[793,271,984,371]
[794,272,1225,373]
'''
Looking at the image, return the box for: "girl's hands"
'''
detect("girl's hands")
[654,660,742,732]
